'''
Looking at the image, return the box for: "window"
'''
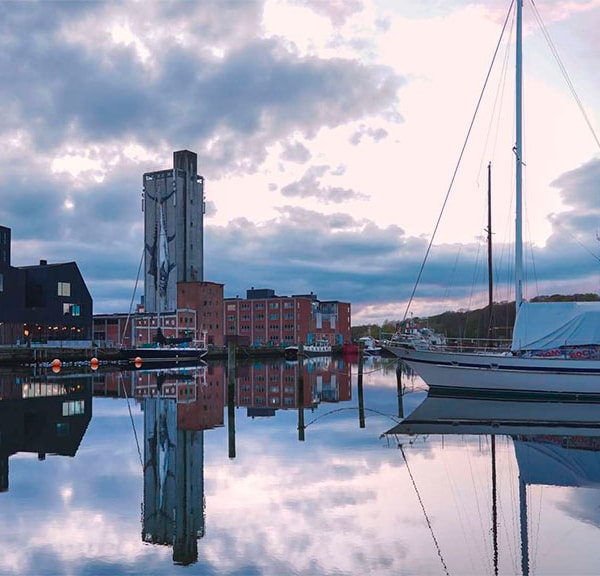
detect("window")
[56,422,71,436]
[62,400,85,416]
[0,272,3,292]
[63,303,81,316]
[269,302,279,309]
[58,282,71,296]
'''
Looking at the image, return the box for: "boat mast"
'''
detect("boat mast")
[487,162,494,342]
[515,0,524,310]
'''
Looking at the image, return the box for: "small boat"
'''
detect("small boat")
[358,336,382,356]
[121,328,208,364]
[384,322,446,351]
[285,339,332,359]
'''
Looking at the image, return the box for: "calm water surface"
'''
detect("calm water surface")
[2,356,600,575]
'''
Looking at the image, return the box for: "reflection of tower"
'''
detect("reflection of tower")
[142,397,205,565]
[140,365,223,565]
[143,150,205,313]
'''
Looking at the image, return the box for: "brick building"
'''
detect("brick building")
[93,281,224,348]
[224,288,351,348]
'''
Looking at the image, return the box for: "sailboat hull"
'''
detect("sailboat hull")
[389,347,600,398]
[120,347,208,364]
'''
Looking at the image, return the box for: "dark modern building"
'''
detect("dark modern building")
[0,225,93,345]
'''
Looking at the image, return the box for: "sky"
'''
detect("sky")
[2,0,600,325]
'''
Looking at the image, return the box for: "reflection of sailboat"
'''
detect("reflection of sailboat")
[386,393,600,437]
[386,393,600,575]
[0,371,92,493]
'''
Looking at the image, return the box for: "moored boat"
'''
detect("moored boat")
[383,1,600,398]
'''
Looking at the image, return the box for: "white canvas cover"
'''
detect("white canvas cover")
[511,301,600,351]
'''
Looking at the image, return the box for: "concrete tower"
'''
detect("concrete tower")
[143,150,205,313]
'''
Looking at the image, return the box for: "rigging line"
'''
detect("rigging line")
[305,407,399,428]
[551,217,600,264]
[120,245,146,347]
[399,445,451,576]
[477,9,514,184]
[120,371,144,469]
[403,0,516,321]
[529,0,600,151]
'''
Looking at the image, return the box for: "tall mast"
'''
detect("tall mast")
[515,0,524,310]
[487,162,494,342]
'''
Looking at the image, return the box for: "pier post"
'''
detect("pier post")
[227,341,236,459]
[358,342,365,428]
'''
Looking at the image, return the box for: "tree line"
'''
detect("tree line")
[352,293,600,341]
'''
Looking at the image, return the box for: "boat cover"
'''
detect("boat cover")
[511,301,600,351]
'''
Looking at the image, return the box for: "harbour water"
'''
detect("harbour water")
[2,356,600,575]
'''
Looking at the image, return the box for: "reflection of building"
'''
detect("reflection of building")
[0,225,93,345]
[224,287,351,347]
[0,371,92,492]
[138,366,223,565]
[234,357,351,414]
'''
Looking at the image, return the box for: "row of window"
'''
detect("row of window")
[227,313,297,322]
[227,301,298,311]
[236,326,299,334]
[2,280,76,299]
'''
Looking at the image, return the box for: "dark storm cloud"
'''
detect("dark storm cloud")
[0,1,403,167]
[204,206,431,306]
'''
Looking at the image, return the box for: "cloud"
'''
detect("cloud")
[280,165,369,202]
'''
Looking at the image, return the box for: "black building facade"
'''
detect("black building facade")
[0,226,93,345]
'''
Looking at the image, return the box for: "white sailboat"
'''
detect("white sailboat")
[384,0,600,398]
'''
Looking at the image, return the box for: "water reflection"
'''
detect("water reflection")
[11,357,587,574]
[0,368,92,493]
[89,355,358,565]
[387,390,600,576]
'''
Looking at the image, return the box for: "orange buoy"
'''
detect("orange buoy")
[134,357,143,368]
[90,357,99,371]
[51,358,61,374]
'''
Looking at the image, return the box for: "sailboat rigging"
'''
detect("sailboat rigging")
[383,0,600,397]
